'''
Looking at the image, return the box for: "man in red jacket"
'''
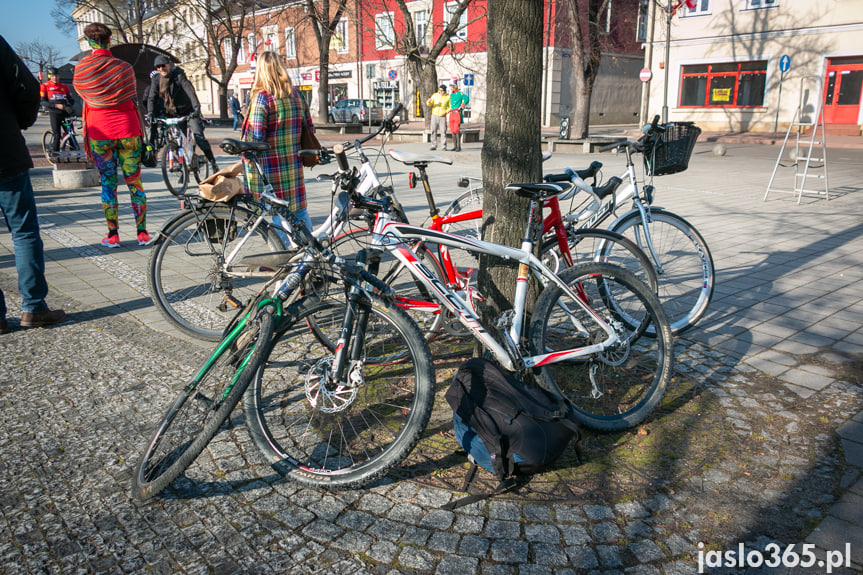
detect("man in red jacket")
[40,67,75,152]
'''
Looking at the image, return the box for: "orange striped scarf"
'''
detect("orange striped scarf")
[73,48,138,160]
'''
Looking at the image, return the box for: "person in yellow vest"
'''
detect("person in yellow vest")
[426,85,450,151]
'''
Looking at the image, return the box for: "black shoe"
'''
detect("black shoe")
[0,319,8,335]
[20,308,66,328]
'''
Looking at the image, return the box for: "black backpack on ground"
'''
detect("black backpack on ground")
[443,358,581,509]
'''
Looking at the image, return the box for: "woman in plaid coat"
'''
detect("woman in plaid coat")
[242,51,315,233]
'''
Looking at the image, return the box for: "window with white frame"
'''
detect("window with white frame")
[683,0,710,16]
[375,13,395,50]
[444,2,468,42]
[285,27,296,59]
[743,0,777,9]
[247,33,257,60]
[236,39,245,65]
[262,26,278,53]
[415,10,427,47]
[330,20,348,53]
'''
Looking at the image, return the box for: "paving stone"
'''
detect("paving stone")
[559,524,591,546]
[837,420,863,442]
[842,438,863,468]
[485,520,521,539]
[565,545,600,569]
[398,546,436,571]
[531,542,569,566]
[436,555,479,575]
[524,524,560,544]
[428,531,460,553]
[615,501,649,519]
[420,509,455,531]
[583,504,616,521]
[597,544,623,568]
[591,522,623,543]
[452,514,484,534]
[490,540,529,563]
[459,535,491,557]
[629,539,667,563]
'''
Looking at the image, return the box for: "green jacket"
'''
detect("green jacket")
[449,90,469,120]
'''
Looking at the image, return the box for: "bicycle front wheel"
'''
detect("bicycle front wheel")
[610,209,714,335]
[529,262,673,432]
[148,204,285,340]
[243,294,435,490]
[131,306,275,501]
[41,130,55,161]
[161,143,189,196]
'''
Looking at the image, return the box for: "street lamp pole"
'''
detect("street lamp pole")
[661,0,673,123]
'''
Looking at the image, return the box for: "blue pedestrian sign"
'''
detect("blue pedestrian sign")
[779,55,791,73]
[463,73,474,86]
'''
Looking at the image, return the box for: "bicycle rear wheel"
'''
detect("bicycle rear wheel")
[161,143,189,196]
[41,130,55,161]
[148,204,285,340]
[529,262,673,432]
[131,306,275,501]
[610,209,714,336]
[191,154,211,185]
[243,294,435,489]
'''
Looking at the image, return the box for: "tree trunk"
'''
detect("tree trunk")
[406,58,439,130]
[478,0,544,329]
[317,47,330,125]
[566,0,608,139]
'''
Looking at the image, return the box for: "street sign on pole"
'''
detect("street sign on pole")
[640,68,652,83]
[773,55,791,141]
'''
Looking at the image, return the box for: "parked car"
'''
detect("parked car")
[328,99,384,124]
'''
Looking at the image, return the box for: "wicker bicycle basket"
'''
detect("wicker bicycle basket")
[645,122,701,176]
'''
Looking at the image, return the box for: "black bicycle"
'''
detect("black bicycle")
[41,114,81,160]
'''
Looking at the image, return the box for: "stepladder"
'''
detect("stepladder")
[765,75,830,204]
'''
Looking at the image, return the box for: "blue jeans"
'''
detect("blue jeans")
[232,113,241,131]
[0,170,49,315]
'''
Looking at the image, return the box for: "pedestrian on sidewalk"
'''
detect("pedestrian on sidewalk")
[0,34,66,334]
[229,92,242,131]
[426,85,450,151]
[242,51,314,236]
[448,83,469,152]
[74,22,151,249]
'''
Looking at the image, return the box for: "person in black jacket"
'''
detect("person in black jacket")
[0,34,66,333]
[146,55,217,172]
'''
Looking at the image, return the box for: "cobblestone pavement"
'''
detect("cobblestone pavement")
[1,118,862,574]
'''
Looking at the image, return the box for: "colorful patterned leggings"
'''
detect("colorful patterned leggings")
[90,137,147,234]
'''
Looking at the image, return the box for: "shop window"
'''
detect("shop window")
[679,61,766,107]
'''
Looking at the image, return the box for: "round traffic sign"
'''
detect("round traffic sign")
[388,69,398,80]
[779,55,791,73]
[639,68,652,82]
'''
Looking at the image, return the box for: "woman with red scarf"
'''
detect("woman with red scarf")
[73,23,150,248]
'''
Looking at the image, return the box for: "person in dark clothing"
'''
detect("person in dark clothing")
[146,55,217,172]
[0,34,66,333]
[229,91,242,131]
[39,66,74,152]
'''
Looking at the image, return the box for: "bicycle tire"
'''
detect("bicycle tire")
[41,130,55,161]
[192,154,211,185]
[529,262,673,432]
[323,226,448,342]
[131,306,275,501]
[148,204,284,340]
[243,294,435,489]
[610,209,714,336]
[161,143,189,196]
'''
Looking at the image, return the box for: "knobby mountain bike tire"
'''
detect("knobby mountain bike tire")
[131,306,275,501]
[161,143,189,196]
[529,262,673,432]
[243,294,435,490]
[148,204,285,340]
[609,209,714,336]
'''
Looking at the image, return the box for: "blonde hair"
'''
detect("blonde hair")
[251,51,293,99]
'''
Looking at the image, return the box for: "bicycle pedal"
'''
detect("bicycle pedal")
[220,295,242,310]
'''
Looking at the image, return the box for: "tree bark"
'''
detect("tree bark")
[478,0,543,331]
[566,0,609,139]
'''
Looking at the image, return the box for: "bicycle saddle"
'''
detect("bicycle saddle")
[505,182,574,200]
[387,149,453,166]
[220,138,270,155]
